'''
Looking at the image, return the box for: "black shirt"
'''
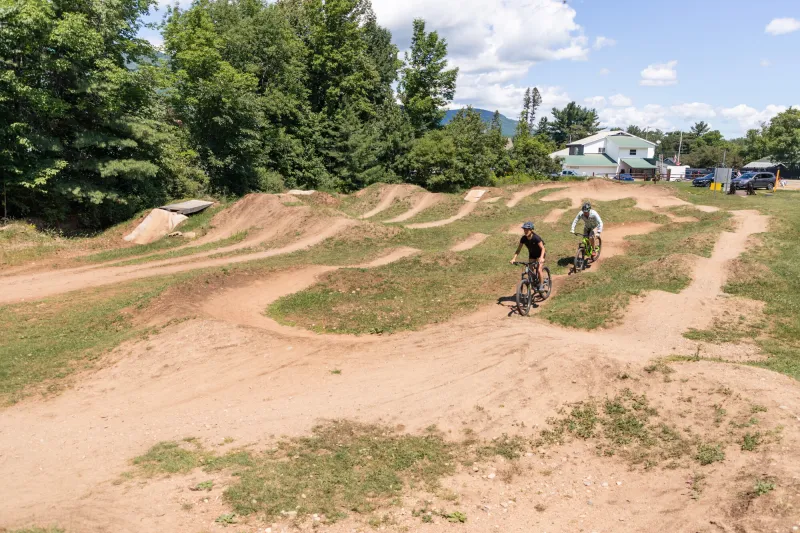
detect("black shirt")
[520,233,544,259]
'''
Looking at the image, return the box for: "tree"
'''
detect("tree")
[515,88,532,139]
[743,128,769,162]
[548,102,600,145]
[404,107,494,191]
[529,87,542,132]
[691,121,711,136]
[511,136,560,176]
[764,108,800,169]
[398,18,458,136]
[0,0,204,226]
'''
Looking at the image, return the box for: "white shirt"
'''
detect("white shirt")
[571,209,603,233]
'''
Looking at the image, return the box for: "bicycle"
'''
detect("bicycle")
[512,261,552,316]
[573,232,602,273]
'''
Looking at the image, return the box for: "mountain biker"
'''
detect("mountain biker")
[510,221,546,291]
[570,202,603,260]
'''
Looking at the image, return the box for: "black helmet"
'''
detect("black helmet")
[582,202,591,212]
[521,221,534,230]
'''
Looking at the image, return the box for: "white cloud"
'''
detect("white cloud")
[599,68,611,76]
[450,85,570,118]
[373,0,588,115]
[593,36,616,50]
[760,59,771,67]
[609,94,633,107]
[597,104,674,131]
[765,17,800,35]
[670,102,717,119]
[640,60,678,86]
[720,104,787,130]
[584,96,607,108]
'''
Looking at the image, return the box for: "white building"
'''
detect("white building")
[550,131,658,177]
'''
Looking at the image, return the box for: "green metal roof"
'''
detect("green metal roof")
[621,158,657,169]
[607,136,654,148]
[561,154,617,167]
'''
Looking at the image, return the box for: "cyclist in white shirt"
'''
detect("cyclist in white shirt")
[570,202,603,260]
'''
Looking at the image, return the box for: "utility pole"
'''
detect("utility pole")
[722,150,727,168]
[677,131,683,166]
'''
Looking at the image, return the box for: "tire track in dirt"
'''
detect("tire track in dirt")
[0,219,356,305]
[505,183,566,208]
[383,192,442,223]
[359,186,404,219]
[404,202,477,229]
[449,233,489,252]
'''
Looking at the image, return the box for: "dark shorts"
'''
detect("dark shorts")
[583,227,597,237]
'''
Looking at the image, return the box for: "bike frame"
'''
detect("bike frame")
[520,262,540,285]
[580,235,596,255]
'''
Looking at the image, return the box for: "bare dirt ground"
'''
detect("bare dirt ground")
[3,181,800,533]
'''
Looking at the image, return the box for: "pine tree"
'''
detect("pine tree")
[515,88,532,139]
[529,88,542,133]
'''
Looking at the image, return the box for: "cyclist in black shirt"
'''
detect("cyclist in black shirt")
[510,221,546,291]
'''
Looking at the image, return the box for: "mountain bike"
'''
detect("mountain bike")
[512,261,552,316]
[573,232,602,273]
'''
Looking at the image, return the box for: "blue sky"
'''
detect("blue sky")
[139,0,800,138]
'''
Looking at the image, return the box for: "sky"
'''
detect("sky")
[139,0,800,138]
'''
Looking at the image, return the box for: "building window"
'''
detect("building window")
[569,146,583,156]
[629,149,637,156]
[598,147,605,153]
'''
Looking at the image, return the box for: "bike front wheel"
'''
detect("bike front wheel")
[593,235,602,261]
[516,278,533,316]
[537,267,552,301]
[574,247,585,273]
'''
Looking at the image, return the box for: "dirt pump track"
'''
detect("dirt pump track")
[2,181,800,533]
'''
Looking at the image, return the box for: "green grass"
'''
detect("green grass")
[741,432,762,451]
[695,443,725,465]
[753,479,775,496]
[0,277,180,404]
[223,420,455,522]
[668,183,800,379]
[0,223,73,268]
[132,439,253,476]
[111,231,248,267]
[268,195,660,334]
[77,202,228,264]
[535,389,689,469]
[540,206,732,329]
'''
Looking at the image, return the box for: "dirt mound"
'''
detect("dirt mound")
[360,184,424,219]
[123,209,187,245]
[384,192,443,223]
[540,180,695,211]
[633,253,697,284]
[405,201,478,229]
[335,221,403,243]
[450,233,489,252]
[197,194,293,243]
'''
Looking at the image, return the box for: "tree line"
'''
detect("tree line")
[0,0,562,229]
[3,0,797,229]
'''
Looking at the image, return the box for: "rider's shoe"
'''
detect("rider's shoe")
[591,253,597,260]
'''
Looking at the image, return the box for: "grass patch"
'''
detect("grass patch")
[0,222,73,268]
[741,432,762,451]
[132,439,253,476]
[223,420,455,522]
[111,231,248,267]
[77,202,227,264]
[541,205,732,329]
[535,389,690,469]
[669,183,800,381]
[695,443,725,465]
[0,276,180,404]
[753,479,775,496]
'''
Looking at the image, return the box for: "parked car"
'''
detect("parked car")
[692,173,715,187]
[613,173,635,182]
[731,172,776,190]
[551,169,584,178]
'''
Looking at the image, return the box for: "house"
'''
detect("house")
[550,131,658,178]
[742,157,792,178]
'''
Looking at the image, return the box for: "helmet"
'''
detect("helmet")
[582,202,591,212]
[521,221,534,230]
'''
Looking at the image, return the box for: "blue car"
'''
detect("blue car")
[692,173,715,187]
[613,173,635,182]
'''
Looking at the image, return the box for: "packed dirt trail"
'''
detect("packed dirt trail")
[0,218,355,305]
[383,192,442,223]
[449,232,489,251]
[404,201,478,229]
[3,183,800,533]
[358,185,417,219]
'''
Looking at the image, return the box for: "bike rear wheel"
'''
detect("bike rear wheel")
[516,278,533,316]
[574,247,585,273]
[593,235,602,261]
[537,267,552,301]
